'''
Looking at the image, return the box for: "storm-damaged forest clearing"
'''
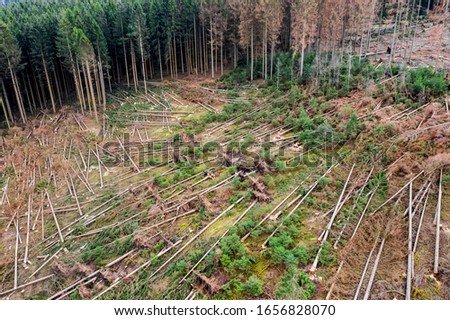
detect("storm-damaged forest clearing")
[0,0,449,300]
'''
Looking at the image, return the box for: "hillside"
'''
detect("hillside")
[0,0,449,301]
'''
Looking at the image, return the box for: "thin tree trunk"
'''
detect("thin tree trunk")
[363,238,386,300]
[130,40,138,92]
[42,53,56,113]
[434,169,442,274]
[123,40,130,88]
[1,77,14,123]
[85,61,99,122]
[193,14,199,75]
[9,63,26,123]
[406,181,413,300]
[138,29,147,94]
[158,40,164,81]
[210,15,214,79]
[250,23,254,81]
[53,68,62,109]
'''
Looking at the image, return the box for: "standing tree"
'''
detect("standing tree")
[291,0,317,78]
[0,21,26,123]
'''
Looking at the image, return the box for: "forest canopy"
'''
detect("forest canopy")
[0,0,446,125]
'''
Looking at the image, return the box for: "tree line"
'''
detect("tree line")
[0,0,447,125]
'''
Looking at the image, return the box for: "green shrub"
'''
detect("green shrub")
[237,276,264,297]
[405,67,447,99]
[276,268,316,299]
[219,234,254,275]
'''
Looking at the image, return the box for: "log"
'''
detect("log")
[263,172,328,248]
[326,260,345,300]
[434,169,443,274]
[312,164,355,271]
[14,220,19,289]
[0,274,54,297]
[46,190,64,243]
[148,196,246,280]
[92,239,182,300]
[406,182,413,300]
[23,195,32,265]
[363,238,385,300]
[351,187,377,240]
[413,191,429,253]
[354,236,379,300]
[179,200,257,284]
[117,136,140,172]
[69,174,83,216]
[29,248,63,279]
[370,171,424,216]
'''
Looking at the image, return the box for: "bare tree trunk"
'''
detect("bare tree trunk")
[250,23,254,81]
[99,62,107,109]
[158,40,164,81]
[53,68,62,109]
[138,29,147,94]
[264,22,268,80]
[406,181,413,300]
[0,96,10,128]
[210,15,214,79]
[81,62,92,114]
[193,14,199,75]
[130,40,138,92]
[390,0,402,66]
[42,53,56,113]
[1,77,14,123]
[85,60,99,122]
[270,41,275,79]
[434,169,443,274]
[123,41,130,88]
[9,62,27,123]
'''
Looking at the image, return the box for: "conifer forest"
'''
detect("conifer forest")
[0,0,449,300]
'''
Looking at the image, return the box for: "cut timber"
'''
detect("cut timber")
[370,171,424,216]
[354,236,379,300]
[92,240,182,300]
[434,169,443,274]
[311,164,355,271]
[14,220,19,289]
[50,249,136,300]
[363,238,385,300]
[413,191,429,253]
[406,182,413,300]
[29,248,63,279]
[263,171,329,248]
[46,191,64,243]
[69,174,83,216]
[241,185,301,242]
[179,200,257,284]
[23,195,32,265]
[117,136,140,172]
[326,260,344,300]
[148,196,246,280]
[0,274,54,297]
[351,187,378,240]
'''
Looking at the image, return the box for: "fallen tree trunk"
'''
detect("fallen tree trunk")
[363,238,385,300]
[434,169,443,274]
[0,274,55,297]
[179,200,257,284]
[311,164,355,271]
[354,235,379,300]
[148,196,246,280]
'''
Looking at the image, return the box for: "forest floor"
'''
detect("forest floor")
[0,71,449,300]
[367,12,450,71]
